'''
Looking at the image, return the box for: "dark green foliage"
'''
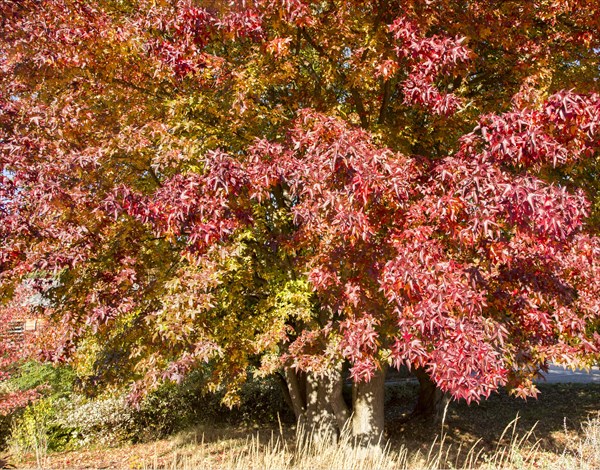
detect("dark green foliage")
[0,414,11,450]
[131,370,294,442]
[9,362,75,400]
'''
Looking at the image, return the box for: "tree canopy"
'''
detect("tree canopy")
[1,0,600,442]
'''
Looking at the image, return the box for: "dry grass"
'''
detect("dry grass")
[132,412,600,470]
[7,383,600,469]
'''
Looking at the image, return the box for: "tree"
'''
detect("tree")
[1,0,600,445]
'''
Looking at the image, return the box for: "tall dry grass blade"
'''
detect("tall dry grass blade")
[464,437,486,470]
[425,434,439,467]
[435,399,451,468]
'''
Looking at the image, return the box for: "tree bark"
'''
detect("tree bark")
[304,371,338,443]
[328,367,350,431]
[412,367,449,423]
[284,366,306,423]
[351,365,386,447]
[283,362,349,444]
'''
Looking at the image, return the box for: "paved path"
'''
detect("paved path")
[534,364,600,384]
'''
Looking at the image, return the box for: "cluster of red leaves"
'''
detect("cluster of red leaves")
[141,1,264,79]
[466,91,600,169]
[399,92,600,399]
[113,151,251,256]
[389,16,470,115]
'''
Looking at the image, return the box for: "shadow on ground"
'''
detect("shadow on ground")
[386,382,600,463]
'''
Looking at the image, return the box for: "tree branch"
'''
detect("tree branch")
[300,28,370,129]
[378,78,392,125]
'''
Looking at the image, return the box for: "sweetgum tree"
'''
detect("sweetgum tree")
[1,0,600,444]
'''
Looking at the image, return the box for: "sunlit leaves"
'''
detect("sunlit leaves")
[1,0,600,410]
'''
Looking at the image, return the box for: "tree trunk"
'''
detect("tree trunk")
[304,371,338,443]
[283,366,307,425]
[283,362,349,444]
[351,365,386,447]
[328,365,350,431]
[413,367,449,423]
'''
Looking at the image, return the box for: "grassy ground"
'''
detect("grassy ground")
[387,383,600,456]
[7,382,600,469]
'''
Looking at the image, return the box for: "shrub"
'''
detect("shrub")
[7,398,52,467]
[8,362,75,399]
[130,370,294,442]
[53,394,134,447]
[228,373,293,425]
[0,414,10,450]
[4,363,295,456]
[1,361,76,453]
[130,382,196,442]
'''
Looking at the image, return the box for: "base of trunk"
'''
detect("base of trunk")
[412,367,449,423]
[284,363,350,445]
[351,366,386,447]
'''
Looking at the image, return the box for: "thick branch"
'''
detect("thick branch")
[378,79,392,125]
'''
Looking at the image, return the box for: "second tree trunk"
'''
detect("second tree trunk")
[351,365,386,447]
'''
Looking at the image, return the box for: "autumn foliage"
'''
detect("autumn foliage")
[0,284,46,414]
[1,0,600,432]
